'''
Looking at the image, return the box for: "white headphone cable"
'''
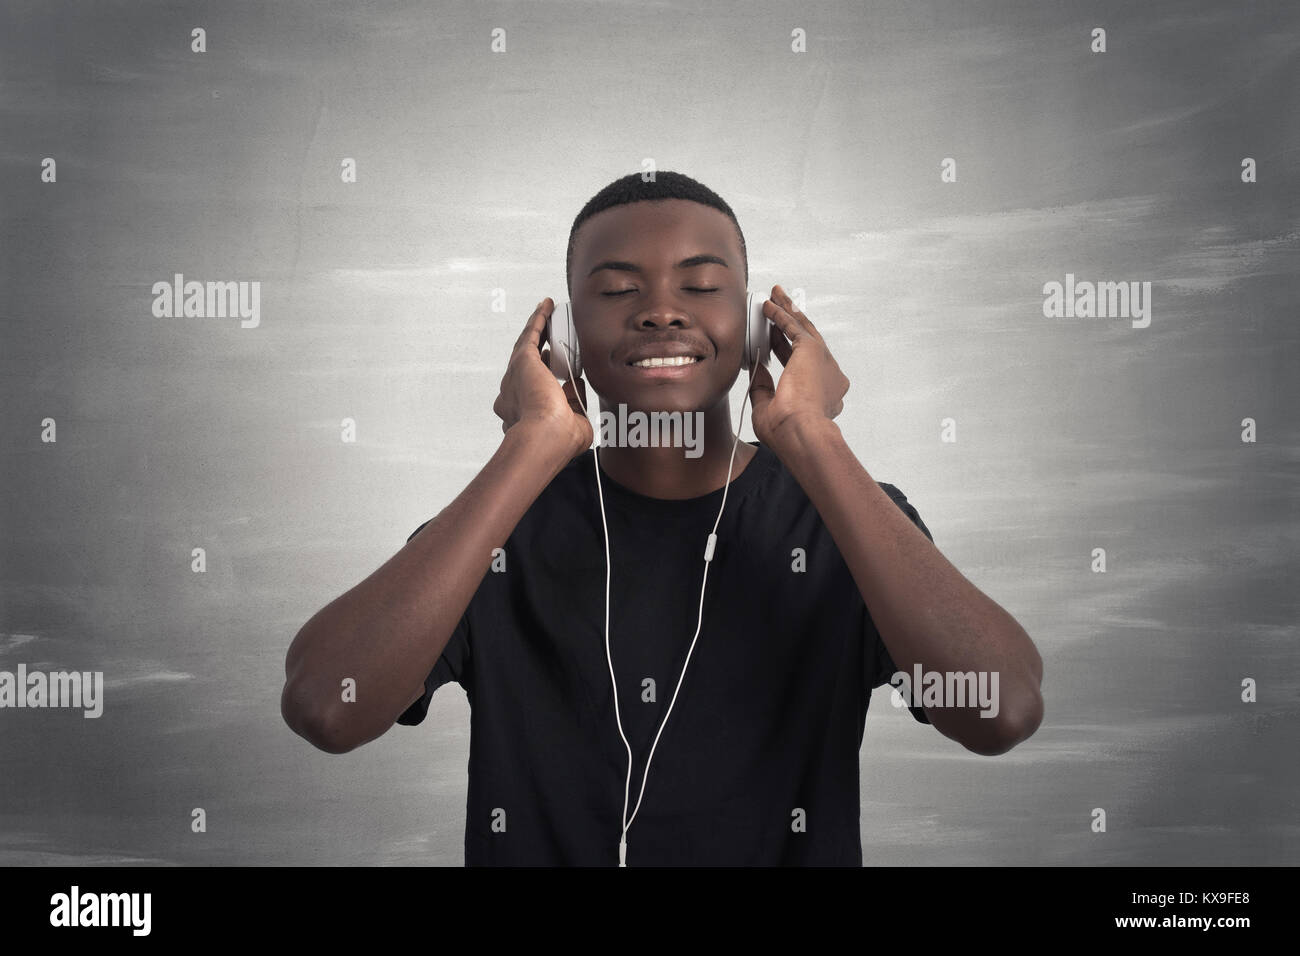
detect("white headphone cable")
[556,327,760,867]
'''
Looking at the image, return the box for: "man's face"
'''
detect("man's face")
[568,198,747,415]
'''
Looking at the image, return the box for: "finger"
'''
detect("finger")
[773,285,821,340]
[512,299,551,353]
[763,296,809,350]
[768,319,793,368]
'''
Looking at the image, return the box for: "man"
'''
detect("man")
[281,171,1044,866]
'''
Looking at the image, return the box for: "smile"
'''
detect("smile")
[628,356,702,368]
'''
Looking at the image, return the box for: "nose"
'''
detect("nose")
[637,312,686,330]
[634,294,692,330]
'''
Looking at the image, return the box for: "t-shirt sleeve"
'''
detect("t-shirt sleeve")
[394,518,472,727]
[864,483,933,725]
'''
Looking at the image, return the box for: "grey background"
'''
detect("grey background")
[1,0,1297,865]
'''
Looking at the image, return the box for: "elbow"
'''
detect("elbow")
[971,634,1045,756]
[967,681,1043,756]
[281,680,357,755]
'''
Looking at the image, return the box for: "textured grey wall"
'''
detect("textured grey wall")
[1,0,1296,865]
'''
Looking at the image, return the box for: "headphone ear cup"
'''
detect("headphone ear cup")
[744,291,770,370]
[547,301,582,381]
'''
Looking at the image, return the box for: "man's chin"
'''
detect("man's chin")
[599,397,706,418]
[588,381,699,417]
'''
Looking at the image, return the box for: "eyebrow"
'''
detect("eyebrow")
[586,253,730,278]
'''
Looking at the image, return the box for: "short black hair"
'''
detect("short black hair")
[565,171,748,296]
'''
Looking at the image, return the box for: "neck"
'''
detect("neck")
[593,398,757,500]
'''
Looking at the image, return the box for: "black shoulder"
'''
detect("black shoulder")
[876,482,934,543]
[403,448,592,546]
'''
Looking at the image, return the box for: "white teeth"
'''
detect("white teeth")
[632,356,699,368]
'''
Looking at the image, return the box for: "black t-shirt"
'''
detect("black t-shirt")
[397,440,934,866]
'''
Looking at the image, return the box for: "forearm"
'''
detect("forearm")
[773,417,1043,755]
[281,423,576,753]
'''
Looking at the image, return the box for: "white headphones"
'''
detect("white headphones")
[546,292,771,866]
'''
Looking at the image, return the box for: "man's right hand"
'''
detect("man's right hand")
[492,298,593,459]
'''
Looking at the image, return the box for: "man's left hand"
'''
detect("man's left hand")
[748,284,851,452]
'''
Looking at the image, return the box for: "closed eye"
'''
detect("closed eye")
[601,288,720,296]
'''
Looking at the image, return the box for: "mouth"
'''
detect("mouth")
[624,354,706,379]
[627,355,704,369]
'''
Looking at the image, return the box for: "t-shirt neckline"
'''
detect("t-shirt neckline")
[576,440,777,518]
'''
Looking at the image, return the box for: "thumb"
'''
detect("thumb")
[748,362,775,417]
[563,376,589,418]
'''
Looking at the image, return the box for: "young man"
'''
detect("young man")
[281,172,1044,866]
